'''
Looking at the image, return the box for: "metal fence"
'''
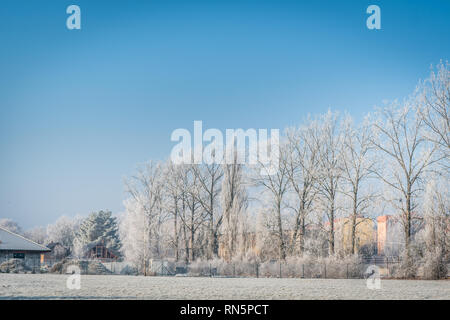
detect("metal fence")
[146,260,402,279]
[31,256,450,279]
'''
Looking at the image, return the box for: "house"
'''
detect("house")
[84,240,119,261]
[43,242,70,265]
[0,227,50,270]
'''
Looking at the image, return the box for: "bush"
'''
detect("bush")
[422,247,448,279]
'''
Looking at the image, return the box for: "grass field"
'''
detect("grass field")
[0,274,449,300]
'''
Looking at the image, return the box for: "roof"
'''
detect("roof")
[0,227,50,252]
[46,242,67,250]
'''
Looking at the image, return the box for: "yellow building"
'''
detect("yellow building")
[335,217,376,254]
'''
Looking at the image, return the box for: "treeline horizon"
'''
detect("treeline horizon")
[1,61,448,279]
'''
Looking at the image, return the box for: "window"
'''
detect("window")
[13,253,25,259]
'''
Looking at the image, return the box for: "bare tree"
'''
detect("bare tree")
[192,162,224,259]
[178,166,208,262]
[254,142,290,260]
[0,218,23,234]
[421,177,449,279]
[285,124,319,255]
[164,160,184,261]
[420,61,449,156]
[46,216,81,250]
[25,226,47,245]
[124,161,167,275]
[221,149,248,261]
[311,111,344,255]
[341,116,377,254]
[371,101,441,259]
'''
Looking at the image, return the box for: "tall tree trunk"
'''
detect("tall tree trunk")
[351,193,358,255]
[182,198,189,263]
[329,204,335,255]
[174,198,179,261]
[277,199,286,260]
[299,215,305,256]
[190,202,195,262]
[183,224,189,263]
[404,187,412,271]
[190,228,195,261]
[405,183,412,252]
[291,202,305,256]
[208,180,217,259]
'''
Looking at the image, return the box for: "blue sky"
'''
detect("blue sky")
[0,0,449,229]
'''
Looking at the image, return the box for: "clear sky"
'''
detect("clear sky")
[0,0,449,229]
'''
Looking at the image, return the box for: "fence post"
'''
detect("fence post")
[256,263,259,278]
[324,264,327,278]
[302,264,305,278]
[233,263,236,277]
[346,264,349,279]
[210,263,212,277]
[386,257,389,278]
[279,261,282,278]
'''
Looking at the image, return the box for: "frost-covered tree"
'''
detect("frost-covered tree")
[164,160,184,261]
[310,111,344,255]
[179,165,208,262]
[420,61,449,159]
[341,116,377,254]
[24,226,47,245]
[254,205,279,260]
[0,218,22,234]
[421,178,449,279]
[120,199,148,272]
[74,210,121,257]
[371,100,440,261]
[254,142,290,260]
[46,215,81,249]
[285,122,319,256]
[192,162,224,259]
[220,149,248,261]
[122,161,168,274]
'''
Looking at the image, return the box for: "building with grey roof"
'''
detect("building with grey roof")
[0,226,50,271]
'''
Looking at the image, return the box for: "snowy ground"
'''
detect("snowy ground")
[0,274,448,299]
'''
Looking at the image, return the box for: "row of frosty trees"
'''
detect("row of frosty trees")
[3,62,447,279]
[118,62,449,278]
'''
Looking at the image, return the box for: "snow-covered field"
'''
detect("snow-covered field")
[0,274,448,299]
